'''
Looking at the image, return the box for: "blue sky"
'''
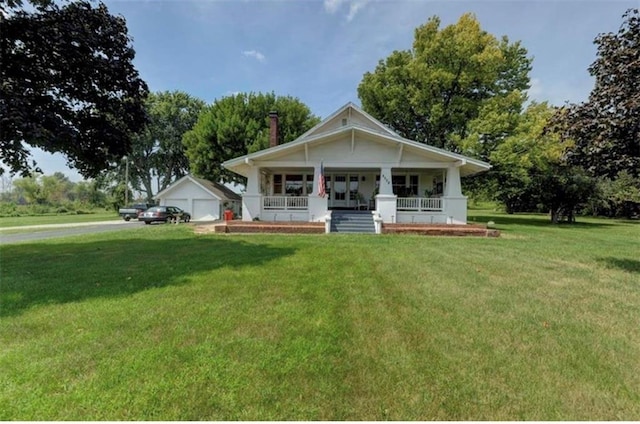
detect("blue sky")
[26,0,639,181]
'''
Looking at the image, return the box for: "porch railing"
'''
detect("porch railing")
[263,196,309,210]
[396,197,443,212]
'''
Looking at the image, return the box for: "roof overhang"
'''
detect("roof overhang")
[223,122,490,178]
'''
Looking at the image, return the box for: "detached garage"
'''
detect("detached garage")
[154,175,241,221]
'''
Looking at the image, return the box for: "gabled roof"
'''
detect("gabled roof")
[299,102,400,139]
[155,174,241,201]
[222,102,491,176]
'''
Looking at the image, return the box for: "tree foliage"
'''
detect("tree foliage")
[586,170,640,218]
[0,0,149,177]
[489,102,594,222]
[121,91,205,202]
[5,171,107,210]
[552,8,640,180]
[183,93,320,184]
[357,13,531,150]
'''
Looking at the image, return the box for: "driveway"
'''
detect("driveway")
[0,221,145,245]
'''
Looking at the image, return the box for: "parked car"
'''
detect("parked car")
[138,206,191,224]
[118,203,155,221]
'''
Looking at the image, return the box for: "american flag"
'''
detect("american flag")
[318,162,326,198]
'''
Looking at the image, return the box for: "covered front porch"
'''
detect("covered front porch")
[242,164,469,228]
[222,102,491,231]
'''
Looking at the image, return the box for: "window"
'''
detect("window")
[392,175,406,196]
[306,179,313,196]
[409,175,419,197]
[285,174,304,196]
[273,174,313,196]
[349,175,359,200]
[391,175,419,196]
[334,175,346,200]
[273,174,283,195]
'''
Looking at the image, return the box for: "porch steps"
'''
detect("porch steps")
[330,211,375,234]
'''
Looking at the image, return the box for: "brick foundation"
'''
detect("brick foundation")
[383,223,500,237]
[193,220,499,237]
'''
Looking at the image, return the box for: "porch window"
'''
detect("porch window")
[273,174,283,195]
[392,175,405,195]
[409,175,419,196]
[272,174,313,196]
[333,175,346,200]
[349,175,359,200]
[392,174,419,197]
[285,174,304,196]
[306,179,313,196]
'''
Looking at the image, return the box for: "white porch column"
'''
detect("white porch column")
[308,162,328,222]
[242,166,261,221]
[444,165,462,197]
[376,166,397,223]
[245,166,260,195]
[443,165,467,224]
[378,167,393,195]
[311,163,321,196]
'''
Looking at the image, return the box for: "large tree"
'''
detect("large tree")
[1,0,149,177]
[358,13,531,150]
[554,8,640,180]
[490,102,594,222]
[183,92,320,184]
[124,91,205,202]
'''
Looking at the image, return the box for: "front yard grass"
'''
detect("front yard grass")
[0,211,119,228]
[0,212,638,420]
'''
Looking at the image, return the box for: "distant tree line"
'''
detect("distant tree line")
[0,172,112,216]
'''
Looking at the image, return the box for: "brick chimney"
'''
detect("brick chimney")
[269,111,279,148]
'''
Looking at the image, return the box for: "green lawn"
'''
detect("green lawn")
[0,211,119,228]
[1,211,638,420]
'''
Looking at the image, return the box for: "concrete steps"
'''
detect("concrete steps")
[330,210,375,233]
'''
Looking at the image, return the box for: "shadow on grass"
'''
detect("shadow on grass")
[598,257,640,274]
[0,236,296,317]
[470,214,614,229]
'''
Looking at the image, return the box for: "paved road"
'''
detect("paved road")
[0,220,145,245]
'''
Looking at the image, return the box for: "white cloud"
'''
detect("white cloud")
[323,0,344,14]
[242,50,266,63]
[346,0,368,22]
[323,0,370,22]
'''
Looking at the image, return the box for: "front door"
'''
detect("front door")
[328,174,359,209]
[331,174,347,208]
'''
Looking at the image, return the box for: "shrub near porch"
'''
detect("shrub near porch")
[0,213,638,420]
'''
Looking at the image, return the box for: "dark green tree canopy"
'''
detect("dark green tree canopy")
[127,91,205,201]
[183,92,320,184]
[554,8,640,179]
[0,0,149,177]
[358,13,531,150]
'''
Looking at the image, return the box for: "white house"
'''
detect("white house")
[154,174,241,221]
[222,103,490,231]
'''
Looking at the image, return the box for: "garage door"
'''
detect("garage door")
[193,199,219,221]
[165,198,190,213]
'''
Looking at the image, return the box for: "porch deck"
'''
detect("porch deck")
[193,220,499,237]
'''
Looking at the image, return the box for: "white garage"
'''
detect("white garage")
[154,175,241,221]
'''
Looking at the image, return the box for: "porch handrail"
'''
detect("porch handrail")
[263,196,309,210]
[397,197,443,212]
